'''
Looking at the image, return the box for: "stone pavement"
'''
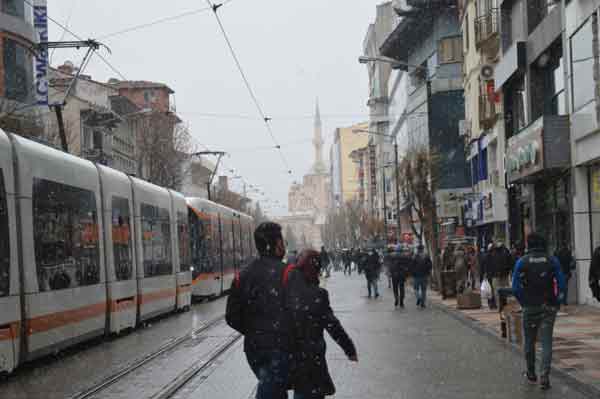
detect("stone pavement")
[316,273,593,399]
[427,288,600,395]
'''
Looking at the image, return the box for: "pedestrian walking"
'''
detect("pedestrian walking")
[413,245,432,308]
[554,244,574,305]
[343,250,352,276]
[389,245,412,308]
[365,248,381,298]
[225,222,292,399]
[589,245,600,302]
[286,249,358,399]
[320,246,331,278]
[512,233,566,390]
[483,241,512,309]
[454,245,468,295]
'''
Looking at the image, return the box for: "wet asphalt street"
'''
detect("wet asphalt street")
[0,271,595,398]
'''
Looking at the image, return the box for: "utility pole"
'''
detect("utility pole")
[382,165,388,244]
[38,40,102,152]
[192,151,226,200]
[394,139,401,243]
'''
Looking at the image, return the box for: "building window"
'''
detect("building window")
[570,16,595,112]
[1,0,24,18]
[112,196,133,280]
[141,203,172,277]
[33,179,100,291]
[3,38,33,103]
[438,36,463,64]
[0,169,9,297]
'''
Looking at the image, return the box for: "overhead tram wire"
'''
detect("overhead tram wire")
[97,4,220,40]
[49,0,78,63]
[23,0,128,80]
[204,0,292,175]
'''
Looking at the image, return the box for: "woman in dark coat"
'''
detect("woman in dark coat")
[287,249,358,399]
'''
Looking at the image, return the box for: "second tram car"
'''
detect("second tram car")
[187,198,254,298]
[0,129,254,374]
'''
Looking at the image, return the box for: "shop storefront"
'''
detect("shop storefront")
[464,188,508,250]
[506,115,571,253]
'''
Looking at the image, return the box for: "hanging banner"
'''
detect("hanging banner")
[34,0,49,105]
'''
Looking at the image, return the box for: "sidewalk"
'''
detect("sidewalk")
[428,289,600,394]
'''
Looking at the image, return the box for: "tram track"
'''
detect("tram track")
[152,332,243,399]
[69,314,228,399]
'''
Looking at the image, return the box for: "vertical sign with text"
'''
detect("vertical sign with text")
[34,0,48,105]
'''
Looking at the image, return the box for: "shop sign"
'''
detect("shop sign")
[507,118,544,182]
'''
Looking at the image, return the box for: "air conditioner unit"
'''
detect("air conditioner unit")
[480,64,494,80]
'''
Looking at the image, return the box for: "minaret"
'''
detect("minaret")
[312,99,326,174]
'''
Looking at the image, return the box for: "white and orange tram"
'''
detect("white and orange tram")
[0,129,254,374]
[186,198,254,298]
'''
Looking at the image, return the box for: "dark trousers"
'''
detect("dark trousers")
[246,350,290,399]
[391,276,405,305]
[523,305,558,377]
[294,392,324,399]
[344,263,352,275]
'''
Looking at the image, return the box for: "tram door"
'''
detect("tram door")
[0,163,18,374]
[218,213,224,294]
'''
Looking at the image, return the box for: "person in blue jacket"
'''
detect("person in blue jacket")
[512,233,565,390]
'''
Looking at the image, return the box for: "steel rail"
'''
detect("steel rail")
[153,332,243,399]
[69,315,226,399]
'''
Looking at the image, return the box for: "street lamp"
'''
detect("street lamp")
[353,128,402,244]
[358,55,427,72]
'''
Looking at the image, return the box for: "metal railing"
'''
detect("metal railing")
[475,9,500,48]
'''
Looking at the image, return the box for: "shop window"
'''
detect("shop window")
[438,36,463,64]
[112,197,133,280]
[590,166,600,250]
[571,17,595,112]
[33,179,100,291]
[178,211,191,272]
[141,203,172,277]
[1,0,24,18]
[3,38,33,103]
[0,169,9,297]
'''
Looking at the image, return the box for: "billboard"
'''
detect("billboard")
[34,0,49,106]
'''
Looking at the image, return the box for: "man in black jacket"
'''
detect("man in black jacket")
[389,245,413,308]
[512,233,565,390]
[226,222,290,399]
[365,249,381,298]
[413,245,432,308]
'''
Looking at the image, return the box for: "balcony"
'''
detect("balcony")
[475,9,500,56]
[479,94,498,129]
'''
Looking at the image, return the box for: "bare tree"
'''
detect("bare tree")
[398,142,441,283]
[135,111,194,190]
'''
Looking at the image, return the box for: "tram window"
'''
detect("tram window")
[141,203,172,277]
[112,197,133,280]
[189,210,213,277]
[33,178,100,291]
[0,169,9,297]
[178,211,191,272]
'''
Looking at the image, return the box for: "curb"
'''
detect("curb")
[431,297,600,398]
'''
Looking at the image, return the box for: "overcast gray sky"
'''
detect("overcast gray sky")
[47,0,384,216]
